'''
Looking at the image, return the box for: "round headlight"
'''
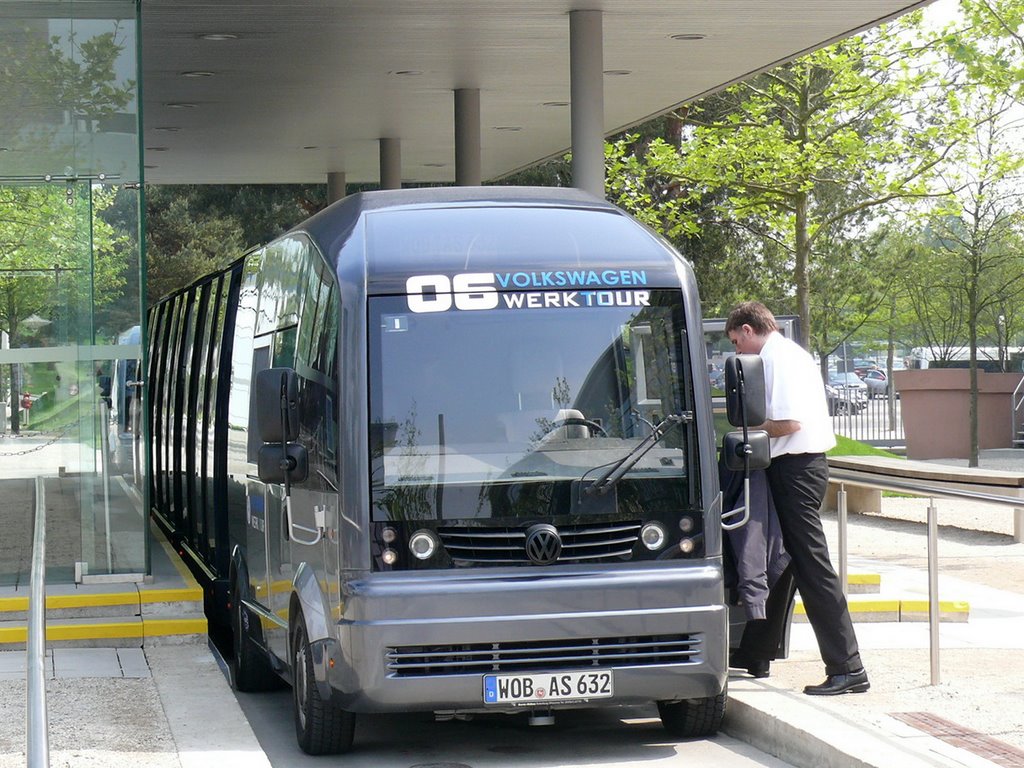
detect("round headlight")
[409,530,438,560]
[679,538,696,554]
[641,522,667,551]
[381,548,398,565]
[678,516,695,533]
[381,526,398,544]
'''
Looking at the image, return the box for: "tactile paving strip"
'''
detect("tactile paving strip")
[892,711,1024,767]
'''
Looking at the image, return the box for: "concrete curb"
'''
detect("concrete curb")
[724,677,997,768]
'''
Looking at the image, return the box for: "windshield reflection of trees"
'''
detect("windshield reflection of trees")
[370,301,687,522]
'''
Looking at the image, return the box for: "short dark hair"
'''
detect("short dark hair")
[725,301,779,335]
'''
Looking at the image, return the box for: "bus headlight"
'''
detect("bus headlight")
[381,526,398,544]
[381,548,399,565]
[678,516,695,533]
[409,529,438,560]
[679,538,696,554]
[640,522,667,551]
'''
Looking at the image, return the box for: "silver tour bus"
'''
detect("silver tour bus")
[146,187,769,754]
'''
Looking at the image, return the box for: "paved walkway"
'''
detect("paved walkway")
[0,449,1022,767]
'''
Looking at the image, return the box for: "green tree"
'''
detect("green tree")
[914,89,1024,464]
[142,185,326,305]
[0,184,124,432]
[608,15,961,350]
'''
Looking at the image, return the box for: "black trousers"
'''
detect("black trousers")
[743,453,863,676]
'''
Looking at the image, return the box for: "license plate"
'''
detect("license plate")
[483,670,614,706]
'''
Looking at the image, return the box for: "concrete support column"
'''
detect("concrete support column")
[379,138,401,189]
[327,171,347,203]
[570,9,605,197]
[455,88,482,186]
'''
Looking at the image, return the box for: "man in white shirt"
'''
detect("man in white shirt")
[726,301,869,696]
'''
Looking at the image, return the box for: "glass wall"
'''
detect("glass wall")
[0,1,144,583]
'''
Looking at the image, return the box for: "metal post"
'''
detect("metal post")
[837,483,848,596]
[99,399,113,572]
[327,171,347,203]
[569,10,605,197]
[379,138,401,190]
[927,497,940,685]
[27,475,49,768]
[455,88,482,186]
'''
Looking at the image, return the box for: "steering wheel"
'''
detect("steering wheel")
[543,417,608,438]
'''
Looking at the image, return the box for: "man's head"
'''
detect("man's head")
[725,301,778,354]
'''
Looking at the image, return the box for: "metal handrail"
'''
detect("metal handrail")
[830,465,1024,687]
[27,475,49,767]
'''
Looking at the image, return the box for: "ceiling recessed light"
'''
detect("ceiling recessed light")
[153,126,180,132]
[493,126,522,131]
[0,147,9,152]
[164,102,197,109]
[671,33,706,41]
[181,70,215,78]
[543,101,570,107]
[198,33,239,41]
[604,69,631,76]
[389,69,423,76]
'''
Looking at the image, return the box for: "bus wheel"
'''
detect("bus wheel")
[230,584,279,692]
[292,617,355,755]
[657,690,726,738]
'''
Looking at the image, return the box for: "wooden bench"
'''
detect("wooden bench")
[825,455,1024,543]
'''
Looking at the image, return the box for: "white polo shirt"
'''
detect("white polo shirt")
[760,332,836,457]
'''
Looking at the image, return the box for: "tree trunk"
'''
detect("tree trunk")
[968,286,979,468]
[794,191,811,349]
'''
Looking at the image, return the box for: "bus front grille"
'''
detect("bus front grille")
[437,521,642,565]
[385,634,700,677]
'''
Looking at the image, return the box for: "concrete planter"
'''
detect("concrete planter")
[894,369,1024,459]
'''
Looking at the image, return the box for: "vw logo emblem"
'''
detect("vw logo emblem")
[525,524,562,565]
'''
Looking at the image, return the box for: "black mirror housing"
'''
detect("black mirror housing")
[257,443,309,484]
[722,430,771,472]
[255,367,300,443]
[724,354,767,427]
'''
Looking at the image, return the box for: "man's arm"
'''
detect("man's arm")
[757,419,800,438]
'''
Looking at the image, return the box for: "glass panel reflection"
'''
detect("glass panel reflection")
[0,1,143,584]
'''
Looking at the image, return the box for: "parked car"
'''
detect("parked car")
[861,368,891,398]
[828,371,869,392]
[825,383,868,415]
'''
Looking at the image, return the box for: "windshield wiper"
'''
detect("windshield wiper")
[584,412,692,497]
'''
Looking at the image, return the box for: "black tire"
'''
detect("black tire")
[658,689,727,738]
[292,617,355,755]
[230,584,280,692]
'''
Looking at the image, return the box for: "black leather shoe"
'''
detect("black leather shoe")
[729,650,770,679]
[803,669,870,695]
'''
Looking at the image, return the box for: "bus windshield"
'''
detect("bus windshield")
[368,289,691,521]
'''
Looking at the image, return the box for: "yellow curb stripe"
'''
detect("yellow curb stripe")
[0,617,209,645]
[0,597,29,613]
[899,600,970,613]
[794,599,900,615]
[847,573,882,585]
[795,598,970,616]
[143,618,209,636]
[0,588,204,614]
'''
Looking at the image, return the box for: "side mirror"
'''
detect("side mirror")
[724,354,766,427]
[722,430,771,472]
[255,368,300,443]
[257,444,309,484]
